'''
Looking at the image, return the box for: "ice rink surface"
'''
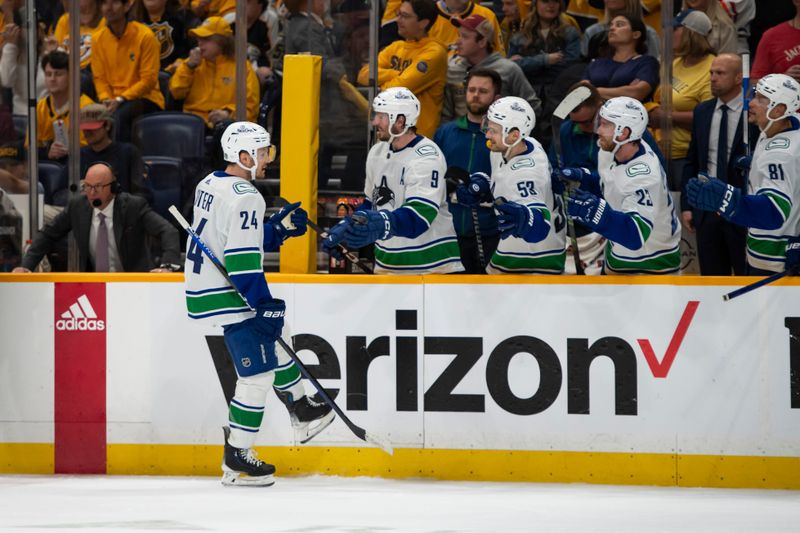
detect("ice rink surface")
[1,474,798,533]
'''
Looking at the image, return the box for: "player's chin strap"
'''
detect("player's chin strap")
[762,105,791,136]
[388,124,410,147]
[607,135,637,160]
[501,135,524,161]
[236,154,262,181]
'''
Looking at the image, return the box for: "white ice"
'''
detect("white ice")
[1,474,798,533]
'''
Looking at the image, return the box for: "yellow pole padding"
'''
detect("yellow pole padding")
[279,55,321,274]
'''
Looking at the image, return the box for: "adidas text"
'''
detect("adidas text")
[56,317,105,331]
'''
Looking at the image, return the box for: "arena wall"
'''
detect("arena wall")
[1,273,799,489]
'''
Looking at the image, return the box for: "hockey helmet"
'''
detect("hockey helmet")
[485,96,535,139]
[372,87,420,129]
[755,73,800,132]
[221,121,274,166]
[598,96,648,144]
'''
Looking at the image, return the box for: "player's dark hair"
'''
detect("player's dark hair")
[402,0,438,33]
[466,68,502,96]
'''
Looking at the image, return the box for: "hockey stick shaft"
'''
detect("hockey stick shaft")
[742,53,750,158]
[168,205,392,454]
[471,207,486,270]
[723,268,794,301]
[551,116,584,275]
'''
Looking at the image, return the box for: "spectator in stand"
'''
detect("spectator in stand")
[0,21,50,115]
[190,0,235,19]
[52,0,106,98]
[92,0,165,143]
[681,0,736,54]
[357,0,447,138]
[130,0,196,73]
[499,0,521,55]
[35,50,95,163]
[79,103,149,202]
[718,0,755,54]
[428,0,504,56]
[680,53,757,275]
[584,14,659,102]
[648,9,715,190]
[13,162,181,273]
[169,17,260,129]
[442,14,540,124]
[581,0,661,59]
[434,68,500,273]
[509,0,580,146]
[567,0,661,34]
[751,0,800,85]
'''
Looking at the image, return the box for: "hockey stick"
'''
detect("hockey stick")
[270,196,373,274]
[446,166,486,270]
[723,267,795,301]
[552,86,592,275]
[742,53,751,158]
[168,205,393,455]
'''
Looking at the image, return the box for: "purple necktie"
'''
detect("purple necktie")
[95,212,109,272]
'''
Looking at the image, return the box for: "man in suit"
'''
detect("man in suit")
[681,53,758,276]
[13,162,180,273]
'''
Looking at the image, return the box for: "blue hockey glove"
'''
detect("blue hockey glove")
[496,201,534,239]
[252,298,285,344]
[734,155,751,176]
[786,236,800,273]
[270,201,308,242]
[455,172,492,207]
[344,209,393,248]
[557,167,600,188]
[322,218,351,258]
[686,176,741,218]
[567,189,609,230]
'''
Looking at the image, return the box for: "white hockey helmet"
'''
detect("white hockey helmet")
[598,96,647,143]
[372,87,420,129]
[755,73,800,132]
[485,96,536,139]
[221,121,274,180]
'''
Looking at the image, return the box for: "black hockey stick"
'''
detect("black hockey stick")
[551,86,592,275]
[723,268,795,301]
[168,205,393,455]
[446,166,486,270]
[270,197,373,274]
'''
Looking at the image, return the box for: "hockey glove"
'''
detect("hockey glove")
[455,172,492,207]
[344,209,394,248]
[252,298,286,344]
[734,155,752,180]
[557,167,600,189]
[496,201,534,240]
[786,236,800,274]
[322,218,351,259]
[567,189,610,230]
[445,166,470,196]
[270,201,309,242]
[686,176,741,219]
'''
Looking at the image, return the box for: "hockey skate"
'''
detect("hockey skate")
[221,426,276,487]
[289,394,335,444]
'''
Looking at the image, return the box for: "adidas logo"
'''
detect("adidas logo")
[56,294,105,331]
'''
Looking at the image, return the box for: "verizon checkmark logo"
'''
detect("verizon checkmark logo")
[638,301,699,378]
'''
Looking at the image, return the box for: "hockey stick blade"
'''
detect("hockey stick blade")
[553,86,592,120]
[168,205,392,454]
[723,268,793,301]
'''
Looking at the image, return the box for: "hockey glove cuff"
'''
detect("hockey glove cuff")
[252,299,286,343]
[786,236,800,274]
[456,172,492,206]
[322,218,351,258]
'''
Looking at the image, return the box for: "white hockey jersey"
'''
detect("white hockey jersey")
[746,121,800,272]
[598,141,681,274]
[486,138,566,274]
[183,171,268,325]
[364,135,463,274]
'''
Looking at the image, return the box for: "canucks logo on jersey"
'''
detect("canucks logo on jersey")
[372,176,395,209]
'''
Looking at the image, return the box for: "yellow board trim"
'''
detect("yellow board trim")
[0,443,54,474]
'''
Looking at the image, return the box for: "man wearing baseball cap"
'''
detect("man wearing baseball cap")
[170,16,260,128]
[427,0,503,57]
[442,14,540,123]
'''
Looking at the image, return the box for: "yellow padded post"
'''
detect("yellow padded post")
[279,55,321,273]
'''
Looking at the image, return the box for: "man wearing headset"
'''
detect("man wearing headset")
[13,161,180,273]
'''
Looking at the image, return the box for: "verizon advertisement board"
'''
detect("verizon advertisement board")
[1,279,799,461]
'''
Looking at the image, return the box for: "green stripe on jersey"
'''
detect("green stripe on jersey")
[605,244,680,273]
[186,290,247,315]
[489,249,565,273]
[229,402,264,431]
[274,362,301,389]
[631,214,652,242]
[534,206,552,222]
[764,191,792,220]
[404,200,438,224]
[375,239,461,269]
[225,252,262,273]
[746,235,786,259]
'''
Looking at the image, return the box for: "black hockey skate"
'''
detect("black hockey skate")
[221,426,275,487]
[289,394,335,444]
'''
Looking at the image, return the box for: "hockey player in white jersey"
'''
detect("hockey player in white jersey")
[687,73,800,274]
[456,96,566,274]
[184,122,334,486]
[322,87,464,274]
[562,96,681,274]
